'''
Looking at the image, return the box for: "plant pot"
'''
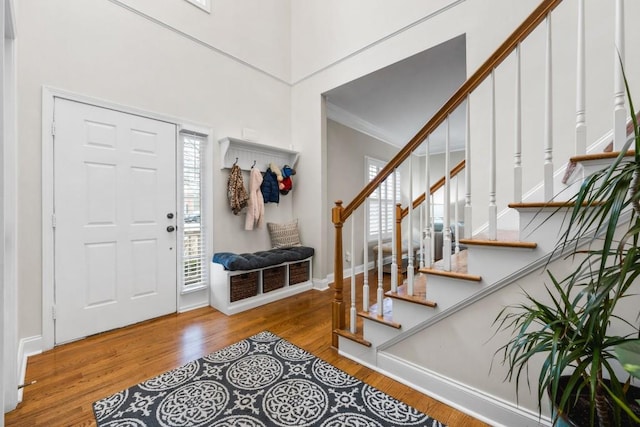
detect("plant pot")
[549,376,640,427]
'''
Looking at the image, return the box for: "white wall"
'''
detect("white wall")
[16,0,293,341]
[113,0,291,82]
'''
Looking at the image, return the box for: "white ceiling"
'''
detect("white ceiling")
[325,34,467,154]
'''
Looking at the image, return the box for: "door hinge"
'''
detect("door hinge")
[51,121,56,136]
[51,214,56,229]
[52,305,57,320]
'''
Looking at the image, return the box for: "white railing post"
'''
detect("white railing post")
[443,118,452,270]
[575,0,586,155]
[613,0,626,152]
[489,70,498,240]
[464,98,472,238]
[363,201,369,312]
[544,15,554,201]
[390,170,398,292]
[407,155,415,295]
[424,139,433,266]
[514,44,523,203]
[419,204,424,268]
[454,175,460,254]
[377,184,384,310]
[350,217,356,333]
[377,184,384,313]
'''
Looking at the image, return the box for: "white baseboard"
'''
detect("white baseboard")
[325,261,374,284]
[17,336,43,403]
[338,348,550,427]
[313,278,330,291]
[377,352,551,427]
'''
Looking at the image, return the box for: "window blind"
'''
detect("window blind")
[182,135,206,288]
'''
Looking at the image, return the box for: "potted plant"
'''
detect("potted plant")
[493,79,640,426]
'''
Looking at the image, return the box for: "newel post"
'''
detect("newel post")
[332,200,345,348]
[395,203,403,286]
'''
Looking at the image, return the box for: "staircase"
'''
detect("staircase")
[330,1,639,425]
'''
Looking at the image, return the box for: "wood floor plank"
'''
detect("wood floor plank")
[5,281,489,427]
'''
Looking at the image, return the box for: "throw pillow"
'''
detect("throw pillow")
[267,220,302,249]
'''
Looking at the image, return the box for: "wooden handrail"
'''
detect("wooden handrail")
[336,0,563,224]
[401,160,465,219]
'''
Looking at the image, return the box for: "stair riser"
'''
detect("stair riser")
[337,336,377,365]
[363,319,403,347]
[516,209,573,250]
[424,275,483,309]
[389,299,438,329]
[466,246,539,285]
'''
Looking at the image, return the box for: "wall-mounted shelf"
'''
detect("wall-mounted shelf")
[219,137,299,171]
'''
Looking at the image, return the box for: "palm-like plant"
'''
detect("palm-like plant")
[494,77,640,426]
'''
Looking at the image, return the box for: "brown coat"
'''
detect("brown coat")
[227,164,248,215]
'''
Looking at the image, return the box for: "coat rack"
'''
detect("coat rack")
[219,137,299,171]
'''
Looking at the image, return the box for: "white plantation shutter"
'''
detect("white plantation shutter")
[182,134,207,288]
[366,157,400,239]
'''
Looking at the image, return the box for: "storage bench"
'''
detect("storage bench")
[210,247,314,315]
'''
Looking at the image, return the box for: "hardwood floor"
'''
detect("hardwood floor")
[5,277,489,427]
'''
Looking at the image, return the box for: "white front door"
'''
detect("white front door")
[53,98,177,344]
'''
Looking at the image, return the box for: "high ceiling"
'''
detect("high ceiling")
[325,34,467,154]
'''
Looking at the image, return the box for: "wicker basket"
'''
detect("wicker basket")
[263,266,286,293]
[230,271,259,302]
[289,261,310,285]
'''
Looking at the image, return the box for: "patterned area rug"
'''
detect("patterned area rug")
[93,331,446,426]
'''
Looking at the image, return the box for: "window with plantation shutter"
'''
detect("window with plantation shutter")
[181,133,207,289]
[366,157,400,240]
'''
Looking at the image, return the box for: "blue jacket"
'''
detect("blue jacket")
[260,168,280,204]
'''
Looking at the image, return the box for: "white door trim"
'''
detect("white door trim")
[41,87,212,351]
[3,0,18,414]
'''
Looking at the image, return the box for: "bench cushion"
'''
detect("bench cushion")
[213,246,314,271]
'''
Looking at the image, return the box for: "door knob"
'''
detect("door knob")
[167,213,174,219]
[167,225,176,232]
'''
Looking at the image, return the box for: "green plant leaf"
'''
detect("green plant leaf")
[615,340,640,380]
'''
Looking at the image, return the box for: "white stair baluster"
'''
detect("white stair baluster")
[419,204,424,268]
[363,199,369,312]
[443,118,452,270]
[489,70,498,240]
[377,184,383,314]
[613,0,626,151]
[350,217,356,333]
[424,139,432,267]
[391,169,398,292]
[544,15,554,201]
[407,155,415,295]
[514,44,523,203]
[455,174,460,254]
[378,183,384,316]
[464,98,472,238]
[575,0,586,155]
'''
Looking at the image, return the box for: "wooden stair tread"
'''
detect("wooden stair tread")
[459,230,537,249]
[419,250,482,282]
[334,329,372,347]
[569,150,635,163]
[385,275,437,307]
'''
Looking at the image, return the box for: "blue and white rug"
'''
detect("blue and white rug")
[93,331,446,426]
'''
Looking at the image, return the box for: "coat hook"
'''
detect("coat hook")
[233,157,238,166]
[251,160,256,168]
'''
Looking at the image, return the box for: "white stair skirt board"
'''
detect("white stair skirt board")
[376,352,552,427]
